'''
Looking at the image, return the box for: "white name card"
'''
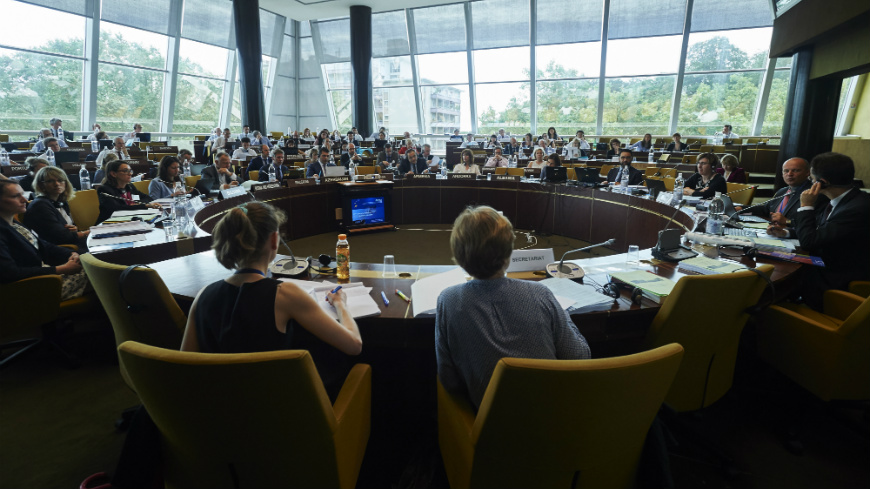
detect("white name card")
[506,248,555,273]
[656,191,674,205]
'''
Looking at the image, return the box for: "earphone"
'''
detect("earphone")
[119,264,151,313]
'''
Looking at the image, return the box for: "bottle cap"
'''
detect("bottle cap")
[338,234,347,240]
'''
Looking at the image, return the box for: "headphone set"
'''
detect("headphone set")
[310,254,337,274]
[597,281,645,306]
[119,264,151,313]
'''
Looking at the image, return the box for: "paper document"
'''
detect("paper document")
[89,221,153,237]
[679,255,747,275]
[539,278,614,313]
[109,209,161,218]
[411,267,469,317]
[751,237,795,251]
[609,271,676,300]
[153,198,175,206]
[278,280,381,319]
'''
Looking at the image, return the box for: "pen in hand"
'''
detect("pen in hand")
[327,285,342,301]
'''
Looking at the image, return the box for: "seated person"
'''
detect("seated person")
[562,138,586,159]
[97,161,161,223]
[449,129,463,141]
[211,128,234,153]
[123,123,143,142]
[237,125,252,140]
[485,134,499,149]
[747,157,811,227]
[32,132,68,153]
[717,124,738,140]
[93,152,120,185]
[0,180,89,300]
[666,132,687,152]
[315,129,331,148]
[527,147,547,169]
[683,153,727,199]
[376,145,399,172]
[398,138,414,156]
[537,137,554,155]
[231,137,258,160]
[23,166,89,249]
[606,149,644,185]
[200,152,242,193]
[398,148,428,177]
[630,133,653,152]
[258,148,290,182]
[283,137,299,156]
[301,128,313,140]
[181,201,362,401]
[306,147,336,178]
[606,138,622,159]
[716,154,747,183]
[504,137,519,156]
[245,144,273,179]
[545,127,561,142]
[86,123,102,141]
[497,128,509,142]
[341,143,363,168]
[540,153,563,182]
[768,152,870,309]
[453,149,480,175]
[177,148,194,167]
[521,133,534,149]
[574,130,591,150]
[205,127,221,142]
[484,147,510,168]
[18,157,49,192]
[251,130,272,148]
[435,205,591,410]
[373,132,389,150]
[111,137,130,160]
[459,133,479,149]
[148,156,188,200]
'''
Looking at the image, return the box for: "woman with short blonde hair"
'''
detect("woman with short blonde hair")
[24,166,89,248]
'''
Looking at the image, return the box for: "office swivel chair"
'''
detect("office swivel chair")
[438,344,684,489]
[119,342,372,489]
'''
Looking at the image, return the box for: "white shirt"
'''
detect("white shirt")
[527,160,546,169]
[453,163,480,175]
[216,166,238,186]
[563,146,583,159]
[485,156,509,168]
[212,136,235,152]
[123,131,139,142]
[576,139,591,150]
[232,148,258,160]
[798,188,853,215]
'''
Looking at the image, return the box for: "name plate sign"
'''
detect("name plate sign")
[413,173,436,179]
[292,178,315,186]
[494,175,520,182]
[150,146,177,153]
[61,161,96,171]
[219,185,246,200]
[250,182,282,192]
[506,248,555,273]
[447,173,474,179]
[61,147,87,152]
[656,191,675,205]
[322,176,350,183]
[190,195,205,212]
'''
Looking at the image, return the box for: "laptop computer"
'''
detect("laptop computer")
[576,167,600,185]
[137,133,152,143]
[542,166,567,183]
[98,139,114,150]
[645,178,667,199]
[324,166,346,177]
[54,150,81,165]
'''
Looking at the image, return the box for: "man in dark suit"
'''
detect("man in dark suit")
[769,152,870,309]
[341,142,363,169]
[245,144,272,180]
[258,148,290,182]
[745,157,811,226]
[198,152,242,194]
[306,147,335,178]
[606,149,644,185]
[376,145,398,172]
[398,148,428,177]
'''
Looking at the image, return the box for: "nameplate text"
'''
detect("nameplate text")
[293,178,315,186]
[250,182,282,192]
[506,248,556,273]
[447,173,474,179]
[322,176,350,183]
[494,175,520,181]
[413,173,436,179]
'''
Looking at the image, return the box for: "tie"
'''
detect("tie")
[819,203,833,226]
[778,193,790,213]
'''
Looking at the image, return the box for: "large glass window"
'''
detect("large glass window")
[96,64,164,132]
[536,43,601,79]
[412,3,466,54]
[417,52,469,84]
[536,80,598,136]
[324,63,352,90]
[317,19,351,63]
[299,37,320,78]
[330,90,353,130]
[420,85,470,135]
[608,0,686,39]
[373,56,413,87]
[761,69,791,135]
[372,10,409,58]
[536,0,602,45]
[471,0,529,50]
[476,82,531,135]
[0,0,86,56]
[178,39,228,78]
[0,48,83,131]
[374,87,418,134]
[602,76,675,134]
[605,36,682,77]
[679,72,762,136]
[99,22,168,70]
[474,47,530,83]
[173,75,223,133]
[685,28,771,72]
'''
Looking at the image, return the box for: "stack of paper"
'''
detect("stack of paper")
[750,237,795,252]
[608,271,677,304]
[89,221,153,244]
[410,267,469,317]
[278,279,381,319]
[539,278,614,313]
[105,209,162,223]
[678,255,748,275]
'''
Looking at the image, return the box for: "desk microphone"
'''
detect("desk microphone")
[242,189,310,277]
[735,188,795,215]
[546,238,616,279]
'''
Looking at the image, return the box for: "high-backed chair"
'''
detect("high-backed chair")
[438,344,684,489]
[80,254,185,389]
[68,189,99,230]
[599,164,615,179]
[848,281,869,298]
[494,167,507,175]
[757,290,870,402]
[725,183,756,206]
[0,276,61,367]
[506,168,524,177]
[119,342,371,489]
[248,170,259,182]
[642,265,773,411]
[681,154,698,165]
[184,175,201,190]
[132,180,150,195]
[355,166,375,176]
[566,168,576,180]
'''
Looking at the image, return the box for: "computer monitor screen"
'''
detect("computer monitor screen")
[351,196,386,226]
[137,133,152,142]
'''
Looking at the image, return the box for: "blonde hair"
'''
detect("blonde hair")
[33,166,76,201]
[720,154,739,170]
[450,206,514,279]
[211,202,287,270]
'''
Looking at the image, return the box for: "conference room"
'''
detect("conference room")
[1,0,869,488]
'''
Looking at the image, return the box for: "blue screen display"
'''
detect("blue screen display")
[351,196,385,225]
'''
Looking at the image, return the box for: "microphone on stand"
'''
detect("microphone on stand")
[243,188,310,277]
[546,238,616,279]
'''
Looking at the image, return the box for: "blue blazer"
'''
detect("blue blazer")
[0,219,73,284]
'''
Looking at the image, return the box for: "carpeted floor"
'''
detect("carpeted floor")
[1,227,868,489]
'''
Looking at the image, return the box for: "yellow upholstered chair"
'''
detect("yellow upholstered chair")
[642,265,773,412]
[506,168,524,177]
[661,176,676,191]
[248,170,259,181]
[438,344,684,489]
[0,276,62,366]
[0,134,9,142]
[80,254,185,389]
[119,342,371,489]
[849,281,870,298]
[599,164,615,179]
[681,154,698,165]
[757,291,870,402]
[494,167,507,175]
[132,179,150,195]
[723,138,743,145]
[356,166,375,175]
[270,131,283,139]
[566,168,576,180]
[725,183,756,206]
[68,189,99,230]
[184,175,201,190]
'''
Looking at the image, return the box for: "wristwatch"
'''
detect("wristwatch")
[786,218,793,227]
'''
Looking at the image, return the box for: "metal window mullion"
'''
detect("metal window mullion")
[160,0,183,134]
[837,74,863,136]
[220,53,237,128]
[406,9,424,135]
[669,0,693,136]
[465,2,477,134]
[265,16,286,125]
[309,21,333,129]
[296,24,301,129]
[596,0,610,135]
[81,0,101,132]
[751,56,776,136]
[530,0,537,136]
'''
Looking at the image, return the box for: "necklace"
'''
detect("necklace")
[235,268,265,277]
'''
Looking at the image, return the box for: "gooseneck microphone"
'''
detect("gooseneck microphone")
[735,188,796,215]
[243,188,310,277]
[546,238,616,279]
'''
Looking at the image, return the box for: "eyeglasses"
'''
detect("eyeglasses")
[41,179,64,185]
[115,169,134,174]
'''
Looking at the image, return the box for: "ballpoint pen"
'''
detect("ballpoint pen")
[380,291,389,306]
[327,285,341,300]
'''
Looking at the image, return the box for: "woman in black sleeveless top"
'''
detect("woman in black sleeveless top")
[180,201,362,399]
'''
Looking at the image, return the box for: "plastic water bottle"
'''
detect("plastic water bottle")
[440,165,447,177]
[57,128,64,141]
[268,163,277,182]
[706,192,726,235]
[648,149,654,163]
[0,148,8,165]
[173,180,184,196]
[182,159,191,178]
[620,166,629,193]
[45,148,55,166]
[349,162,356,180]
[673,173,685,204]
[336,234,350,280]
[79,166,91,190]
[90,139,98,152]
